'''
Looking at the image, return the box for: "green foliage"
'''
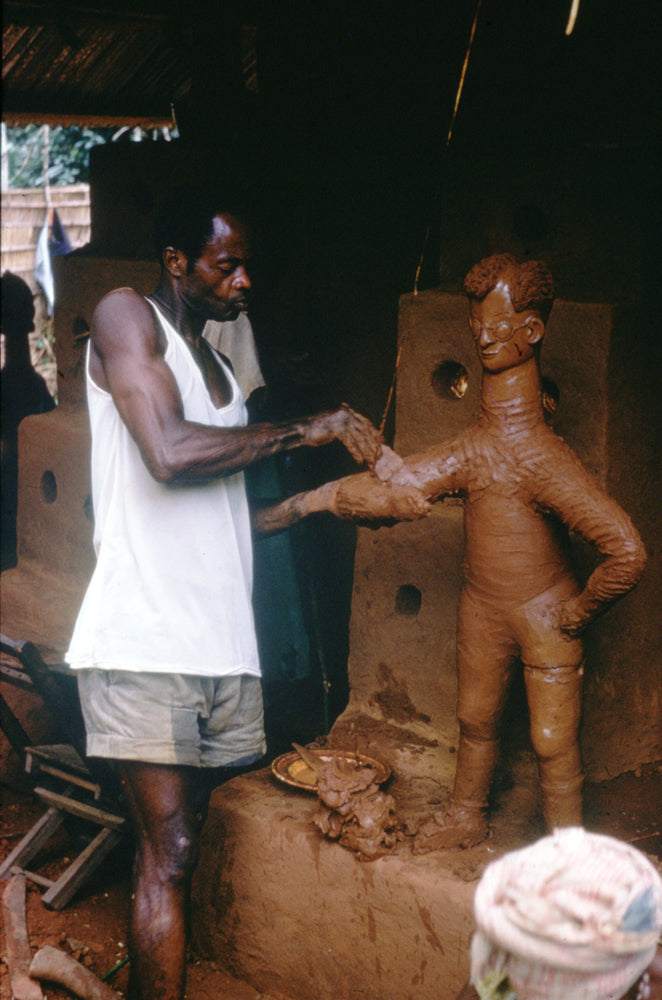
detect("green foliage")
[4,124,114,187]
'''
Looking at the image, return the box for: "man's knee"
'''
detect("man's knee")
[137,817,200,885]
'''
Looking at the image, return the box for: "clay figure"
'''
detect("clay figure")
[257,254,647,848]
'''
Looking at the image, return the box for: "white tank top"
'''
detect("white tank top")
[66,299,260,678]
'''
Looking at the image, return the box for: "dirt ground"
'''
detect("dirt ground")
[2,760,661,1000]
[0,781,292,1000]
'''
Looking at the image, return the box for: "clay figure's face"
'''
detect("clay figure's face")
[180,213,253,322]
[468,281,541,374]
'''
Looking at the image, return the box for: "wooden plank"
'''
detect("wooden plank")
[42,828,123,911]
[0,660,34,688]
[26,742,89,773]
[34,787,126,831]
[0,807,64,880]
[17,869,54,889]
[27,760,100,797]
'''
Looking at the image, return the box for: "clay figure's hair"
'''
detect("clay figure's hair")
[1,271,35,338]
[464,253,555,323]
[153,185,250,271]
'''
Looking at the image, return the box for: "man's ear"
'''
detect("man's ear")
[162,247,188,278]
[527,317,545,345]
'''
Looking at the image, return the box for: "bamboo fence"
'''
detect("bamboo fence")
[1,184,91,288]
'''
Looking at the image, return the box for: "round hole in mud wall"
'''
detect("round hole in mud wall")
[72,315,90,341]
[40,470,57,503]
[430,361,469,400]
[395,584,422,616]
[83,494,94,523]
[541,376,560,418]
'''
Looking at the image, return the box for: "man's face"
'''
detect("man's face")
[468,281,539,374]
[181,213,253,322]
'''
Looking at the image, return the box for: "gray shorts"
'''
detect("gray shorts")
[77,669,266,767]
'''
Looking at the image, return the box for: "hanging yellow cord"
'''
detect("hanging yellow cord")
[379,0,483,434]
[565,0,581,36]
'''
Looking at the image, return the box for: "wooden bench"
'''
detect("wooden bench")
[0,635,126,910]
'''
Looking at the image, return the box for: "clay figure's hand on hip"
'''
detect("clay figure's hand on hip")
[555,596,591,638]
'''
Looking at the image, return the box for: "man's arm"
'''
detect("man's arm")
[535,442,647,636]
[90,289,383,484]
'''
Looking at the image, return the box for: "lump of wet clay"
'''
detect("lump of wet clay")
[312,755,398,861]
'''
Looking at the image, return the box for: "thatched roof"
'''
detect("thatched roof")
[3,1,192,126]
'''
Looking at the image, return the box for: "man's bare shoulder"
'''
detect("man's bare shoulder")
[93,287,152,327]
[91,288,160,356]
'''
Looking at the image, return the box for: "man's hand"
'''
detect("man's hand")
[303,404,383,470]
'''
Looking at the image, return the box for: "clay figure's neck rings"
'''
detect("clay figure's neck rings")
[480,357,545,432]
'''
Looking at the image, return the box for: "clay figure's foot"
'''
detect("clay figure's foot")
[413,804,488,853]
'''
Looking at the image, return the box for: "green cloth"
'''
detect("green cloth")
[246,459,311,683]
[474,971,517,1000]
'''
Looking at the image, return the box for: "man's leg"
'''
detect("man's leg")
[116,761,201,1000]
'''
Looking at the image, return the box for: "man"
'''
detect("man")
[65,186,389,1000]
[259,254,646,848]
[455,827,662,1000]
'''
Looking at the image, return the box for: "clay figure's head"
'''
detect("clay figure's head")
[1,270,36,341]
[153,186,254,323]
[463,254,554,374]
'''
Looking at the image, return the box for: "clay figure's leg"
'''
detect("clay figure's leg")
[515,580,585,830]
[415,591,517,851]
[524,661,584,829]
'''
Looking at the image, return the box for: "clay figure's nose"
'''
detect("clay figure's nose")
[478,325,495,347]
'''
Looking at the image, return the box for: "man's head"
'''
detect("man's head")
[463,254,554,374]
[1,271,35,339]
[470,828,662,1000]
[153,186,254,322]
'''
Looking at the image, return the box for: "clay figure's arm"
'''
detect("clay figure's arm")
[90,289,384,485]
[252,472,433,534]
[534,443,646,636]
[252,438,469,534]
